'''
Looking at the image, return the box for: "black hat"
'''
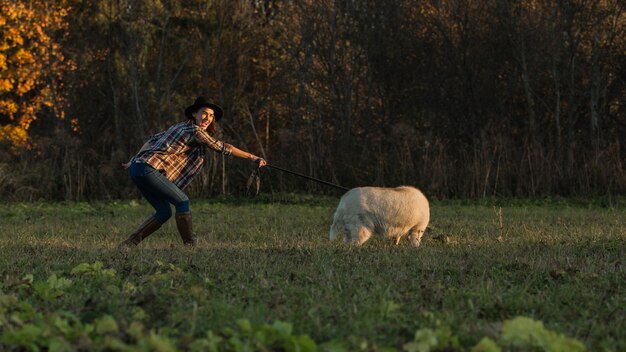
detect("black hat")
[184,96,224,121]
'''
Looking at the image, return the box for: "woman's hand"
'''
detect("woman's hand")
[256,158,267,167]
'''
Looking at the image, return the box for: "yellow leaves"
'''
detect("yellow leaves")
[0,0,73,148]
[0,99,18,117]
[0,97,37,147]
[16,74,36,95]
[0,53,7,70]
[0,124,28,147]
[0,78,13,93]
[1,2,30,21]
[13,48,34,65]
[1,27,24,49]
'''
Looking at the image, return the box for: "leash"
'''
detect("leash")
[246,161,350,197]
[266,164,350,191]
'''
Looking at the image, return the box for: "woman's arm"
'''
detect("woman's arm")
[194,127,266,167]
[228,145,267,167]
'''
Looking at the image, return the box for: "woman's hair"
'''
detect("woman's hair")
[205,122,216,136]
[187,110,217,136]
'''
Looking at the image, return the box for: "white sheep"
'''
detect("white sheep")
[329,186,430,247]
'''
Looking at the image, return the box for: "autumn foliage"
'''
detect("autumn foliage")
[0,0,624,200]
[0,0,72,147]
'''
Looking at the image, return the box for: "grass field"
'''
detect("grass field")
[0,196,624,351]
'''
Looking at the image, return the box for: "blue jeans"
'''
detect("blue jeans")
[129,161,190,224]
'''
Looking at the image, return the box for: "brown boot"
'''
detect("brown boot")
[119,216,162,247]
[175,212,196,246]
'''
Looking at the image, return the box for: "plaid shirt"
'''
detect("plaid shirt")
[133,121,232,189]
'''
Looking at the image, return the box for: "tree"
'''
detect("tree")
[0,0,73,148]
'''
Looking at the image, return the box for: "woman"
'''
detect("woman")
[119,96,266,247]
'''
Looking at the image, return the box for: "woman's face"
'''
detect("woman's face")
[192,107,215,130]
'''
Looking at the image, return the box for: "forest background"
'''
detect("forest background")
[0,0,624,201]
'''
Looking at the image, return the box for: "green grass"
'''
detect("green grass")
[0,197,624,351]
